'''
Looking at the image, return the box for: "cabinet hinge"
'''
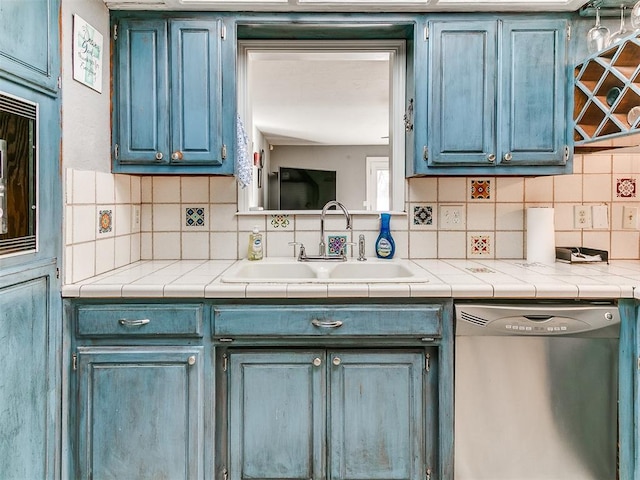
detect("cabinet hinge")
[223,353,228,372]
[221,144,227,160]
[221,23,226,40]
[113,24,118,41]
[426,467,432,480]
[114,144,119,160]
[423,146,428,161]
[637,356,640,370]
[56,267,60,279]
[424,26,429,40]
[57,77,62,90]
[72,353,78,371]
[425,353,430,372]
[566,24,571,41]
[223,467,228,480]
[564,145,570,163]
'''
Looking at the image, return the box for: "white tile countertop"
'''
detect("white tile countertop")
[61,258,640,300]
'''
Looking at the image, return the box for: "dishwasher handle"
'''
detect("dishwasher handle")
[523,315,554,322]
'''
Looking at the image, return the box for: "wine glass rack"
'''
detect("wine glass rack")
[574,32,640,144]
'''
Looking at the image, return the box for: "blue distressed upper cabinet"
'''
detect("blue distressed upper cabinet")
[415,16,571,175]
[114,18,232,174]
[0,0,59,93]
[227,348,433,480]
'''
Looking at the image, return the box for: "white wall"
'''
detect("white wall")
[61,0,111,172]
[269,144,389,210]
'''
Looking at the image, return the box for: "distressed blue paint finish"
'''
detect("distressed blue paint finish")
[428,20,497,166]
[412,14,572,176]
[0,0,59,92]
[171,20,223,165]
[76,347,204,480]
[329,350,428,480]
[115,19,170,165]
[228,351,325,480]
[500,20,568,166]
[617,299,637,480]
[214,304,442,339]
[113,17,233,174]
[0,274,54,480]
[75,303,204,337]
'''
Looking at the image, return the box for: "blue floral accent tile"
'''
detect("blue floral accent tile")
[328,235,347,256]
[98,209,112,234]
[185,207,206,227]
[413,205,433,225]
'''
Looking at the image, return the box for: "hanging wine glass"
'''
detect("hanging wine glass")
[587,7,610,53]
[609,5,630,45]
[631,0,640,30]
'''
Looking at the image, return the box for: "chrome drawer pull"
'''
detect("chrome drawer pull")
[118,319,151,327]
[311,319,343,328]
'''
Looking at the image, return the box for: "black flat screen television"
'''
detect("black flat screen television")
[279,167,336,210]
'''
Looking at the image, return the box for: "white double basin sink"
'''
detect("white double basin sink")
[221,258,431,283]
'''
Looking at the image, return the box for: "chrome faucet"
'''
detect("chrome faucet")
[319,201,352,256]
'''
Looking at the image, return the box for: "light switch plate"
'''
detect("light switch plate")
[623,206,638,229]
[591,205,609,229]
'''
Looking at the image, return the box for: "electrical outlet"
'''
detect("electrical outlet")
[573,205,592,229]
[623,206,638,229]
[131,205,141,232]
[440,205,465,230]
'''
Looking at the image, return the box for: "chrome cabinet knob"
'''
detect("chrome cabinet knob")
[188,355,196,366]
[503,152,513,162]
[332,357,341,366]
[487,153,496,163]
[313,357,322,367]
[171,151,183,161]
[155,152,163,161]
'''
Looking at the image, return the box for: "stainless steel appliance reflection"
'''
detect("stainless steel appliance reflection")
[454,302,620,480]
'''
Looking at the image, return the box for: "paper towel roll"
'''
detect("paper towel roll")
[526,207,556,264]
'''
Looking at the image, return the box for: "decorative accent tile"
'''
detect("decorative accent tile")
[98,209,112,234]
[328,235,347,256]
[468,233,493,257]
[185,207,206,227]
[466,267,494,273]
[413,205,433,226]
[470,179,491,200]
[270,214,291,229]
[616,178,636,198]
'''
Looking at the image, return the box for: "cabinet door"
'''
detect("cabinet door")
[428,20,497,167]
[499,19,568,167]
[328,350,427,480]
[0,273,57,480]
[76,347,203,480]
[115,19,170,165]
[170,20,224,166]
[0,0,59,92]
[228,351,326,480]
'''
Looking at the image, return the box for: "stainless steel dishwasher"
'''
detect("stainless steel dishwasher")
[454,302,620,480]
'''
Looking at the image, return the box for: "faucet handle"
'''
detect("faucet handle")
[288,242,306,260]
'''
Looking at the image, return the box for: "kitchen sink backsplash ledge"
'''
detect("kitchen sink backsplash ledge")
[64,150,640,283]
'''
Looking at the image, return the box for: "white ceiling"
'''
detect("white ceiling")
[248,50,390,146]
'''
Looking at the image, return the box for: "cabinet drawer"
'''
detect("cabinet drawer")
[213,305,442,338]
[76,304,204,337]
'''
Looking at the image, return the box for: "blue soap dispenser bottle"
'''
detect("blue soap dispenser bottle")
[375,213,395,259]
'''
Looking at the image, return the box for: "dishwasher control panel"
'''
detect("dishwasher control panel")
[456,303,620,337]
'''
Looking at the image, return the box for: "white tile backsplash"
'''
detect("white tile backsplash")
[64,151,640,281]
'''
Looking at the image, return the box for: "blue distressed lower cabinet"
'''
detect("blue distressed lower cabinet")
[74,347,204,480]
[225,349,436,480]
